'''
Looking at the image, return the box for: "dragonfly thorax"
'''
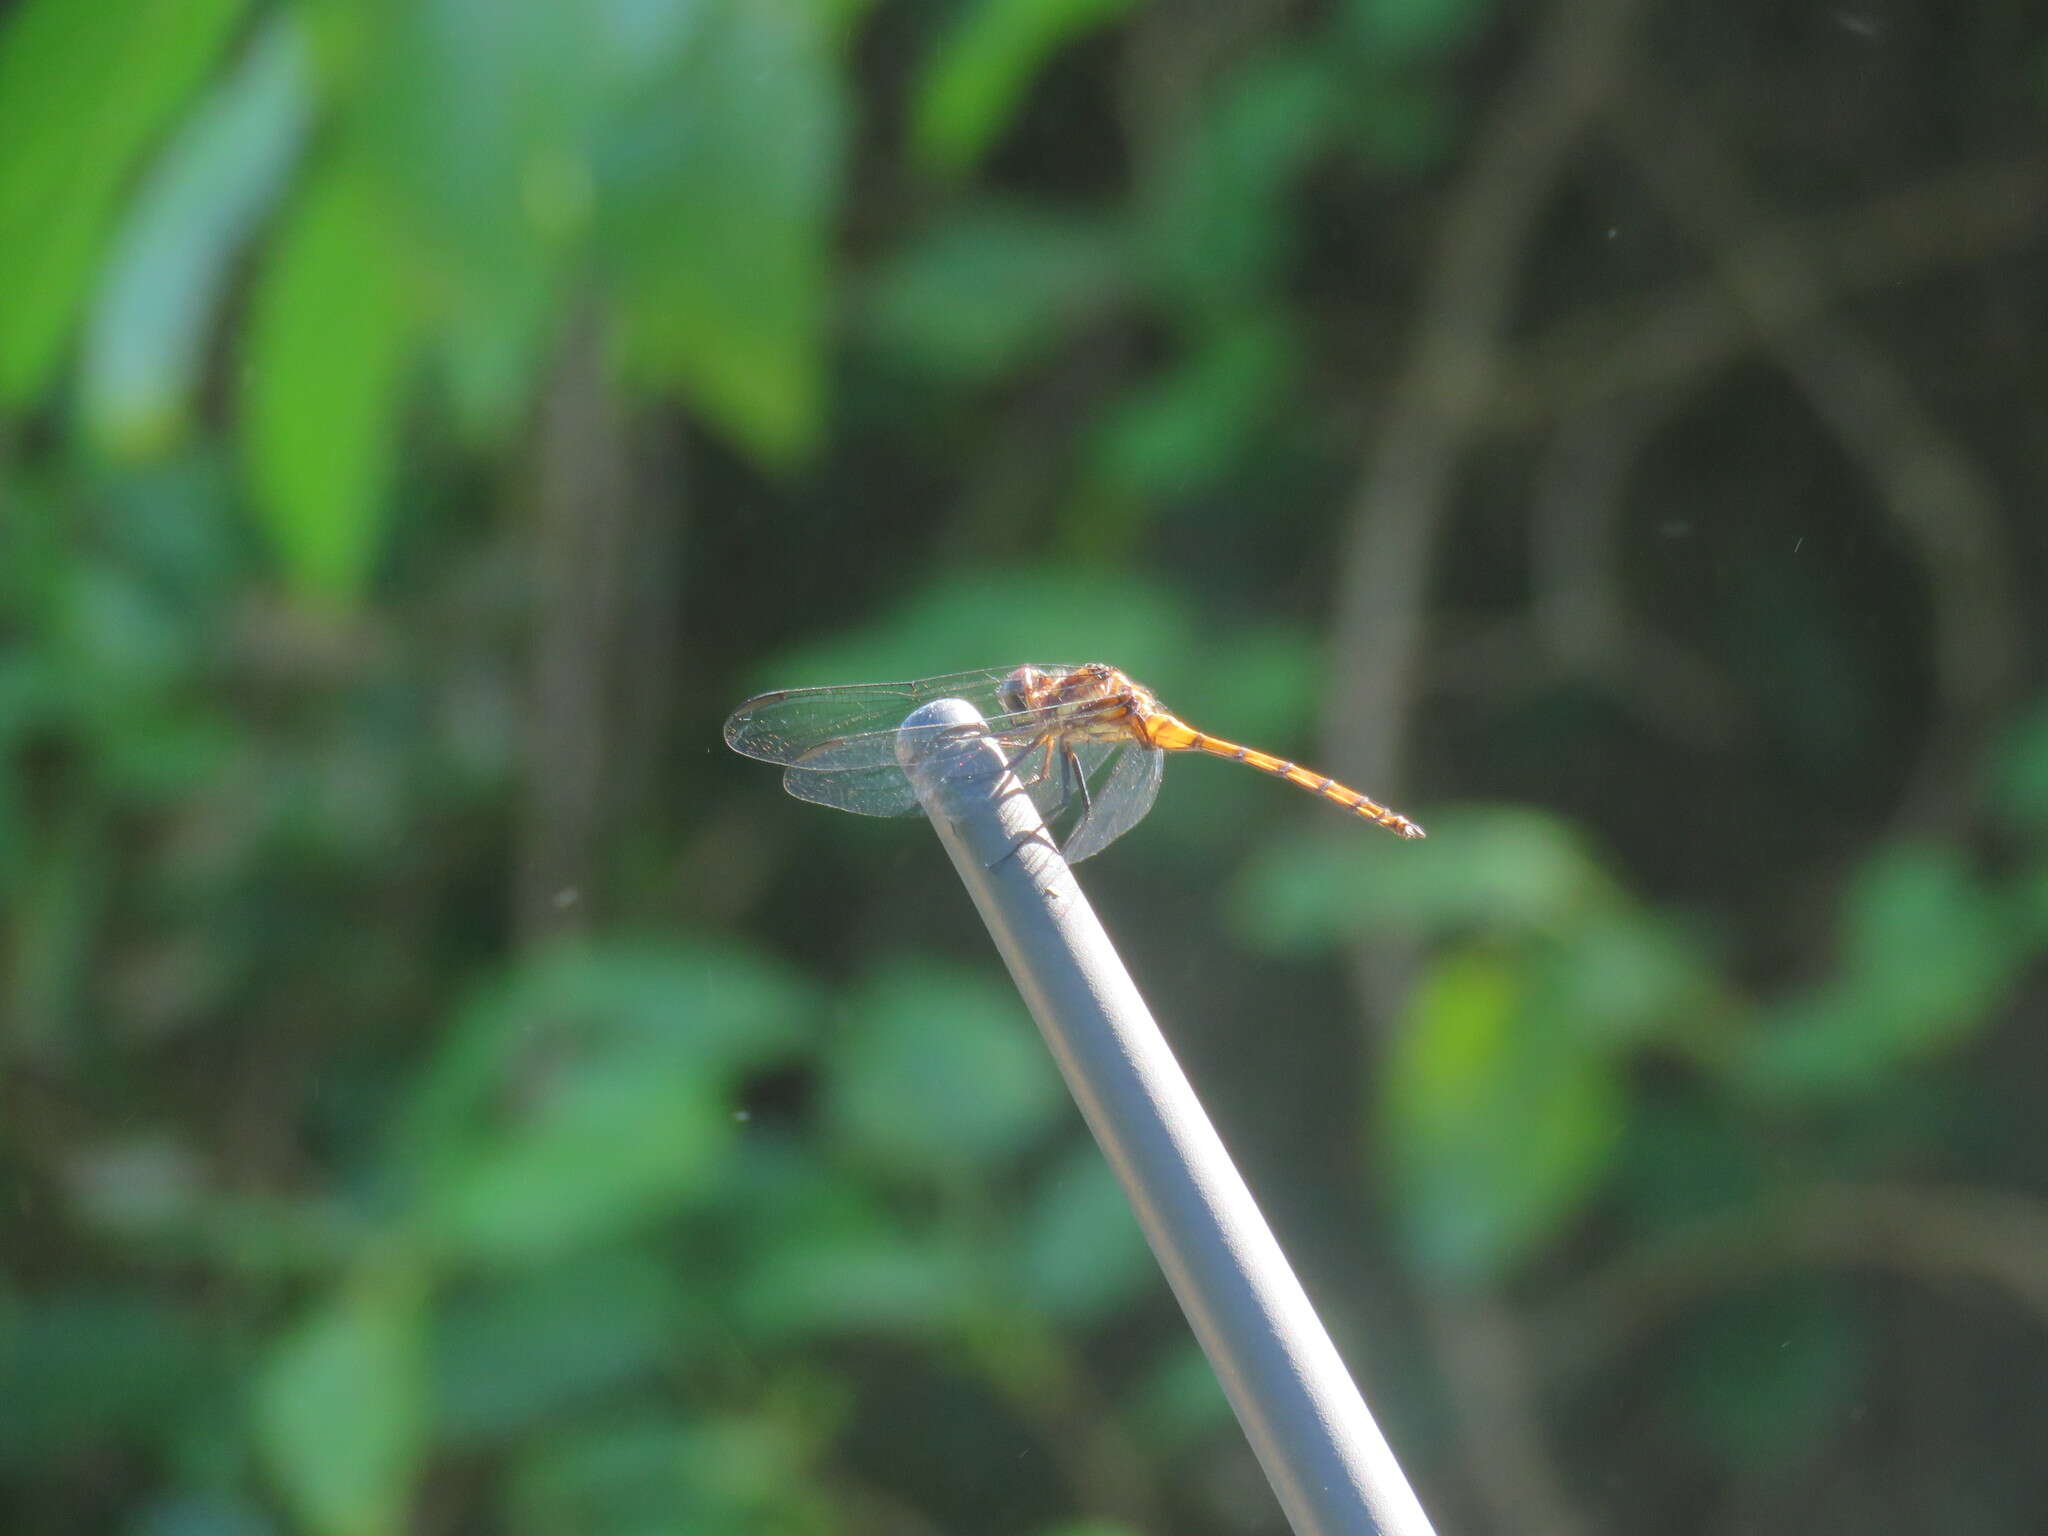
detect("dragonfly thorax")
[1000,663,1152,732]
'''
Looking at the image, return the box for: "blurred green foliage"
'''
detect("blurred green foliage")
[5,0,2048,1532]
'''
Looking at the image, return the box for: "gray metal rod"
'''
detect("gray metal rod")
[895,699,1439,1536]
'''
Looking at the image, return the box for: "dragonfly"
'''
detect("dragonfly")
[723,662,1424,863]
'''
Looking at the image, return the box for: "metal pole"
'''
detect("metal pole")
[896,699,1439,1536]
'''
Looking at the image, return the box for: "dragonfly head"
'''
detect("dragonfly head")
[997,665,1049,716]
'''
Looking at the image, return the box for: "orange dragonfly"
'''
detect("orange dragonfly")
[724,662,1423,863]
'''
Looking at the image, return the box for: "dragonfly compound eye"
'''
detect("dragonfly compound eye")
[998,666,1045,716]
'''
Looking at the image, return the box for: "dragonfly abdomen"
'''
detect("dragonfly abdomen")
[1146,715,1425,840]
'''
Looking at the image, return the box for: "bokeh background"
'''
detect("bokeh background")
[6,0,2048,1532]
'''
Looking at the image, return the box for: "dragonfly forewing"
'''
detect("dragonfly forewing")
[722,667,1076,764]
[785,707,1061,774]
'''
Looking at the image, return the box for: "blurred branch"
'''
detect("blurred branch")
[1424,1297,1592,1536]
[1324,0,1641,800]
[517,313,635,944]
[974,1323,1164,1531]
[1548,1181,2048,1376]
[1603,78,2022,821]
[1324,4,1644,1535]
[1490,149,2048,437]
[1435,392,1754,749]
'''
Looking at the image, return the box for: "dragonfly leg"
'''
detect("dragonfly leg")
[1061,741,1092,817]
[1005,733,1060,789]
[986,824,1062,872]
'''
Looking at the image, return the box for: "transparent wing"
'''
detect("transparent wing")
[779,725,1120,826]
[1059,741,1165,862]
[780,761,925,818]
[723,666,1080,764]
[1014,736,1119,840]
[788,701,1074,774]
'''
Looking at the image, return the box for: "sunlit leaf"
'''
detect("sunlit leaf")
[255,1261,430,1536]
[0,0,249,401]
[400,942,811,1265]
[1233,806,1610,954]
[1380,946,1624,1284]
[910,0,1139,176]
[358,0,602,444]
[80,14,311,457]
[241,156,419,604]
[426,1059,726,1266]
[1839,844,2013,1044]
[603,0,845,463]
[825,957,1064,1175]
[1744,844,2014,1099]
[716,1139,978,1340]
[862,199,1127,383]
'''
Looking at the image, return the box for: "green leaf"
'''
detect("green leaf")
[1014,1142,1151,1321]
[357,0,603,444]
[1141,49,1336,317]
[741,1217,982,1340]
[1840,844,2013,1044]
[862,200,1126,383]
[1124,1341,1233,1450]
[1343,0,1490,57]
[241,157,418,604]
[723,1142,980,1340]
[434,1251,680,1441]
[1233,806,1610,955]
[1346,72,1459,174]
[1986,696,2048,836]
[1090,315,1293,497]
[825,957,1064,1176]
[80,14,311,457]
[0,0,250,402]
[1528,910,1719,1049]
[255,1261,430,1536]
[401,943,810,1265]
[1607,1093,1762,1234]
[1744,844,2014,1099]
[509,1413,829,1534]
[603,0,845,463]
[129,1495,276,1536]
[910,0,1139,176]
[0,1292,210,1467]
[1381,947,1624,1284]
[1672,1282,1865,1471]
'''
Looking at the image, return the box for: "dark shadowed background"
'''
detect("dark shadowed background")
[5,0,2048,1532]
